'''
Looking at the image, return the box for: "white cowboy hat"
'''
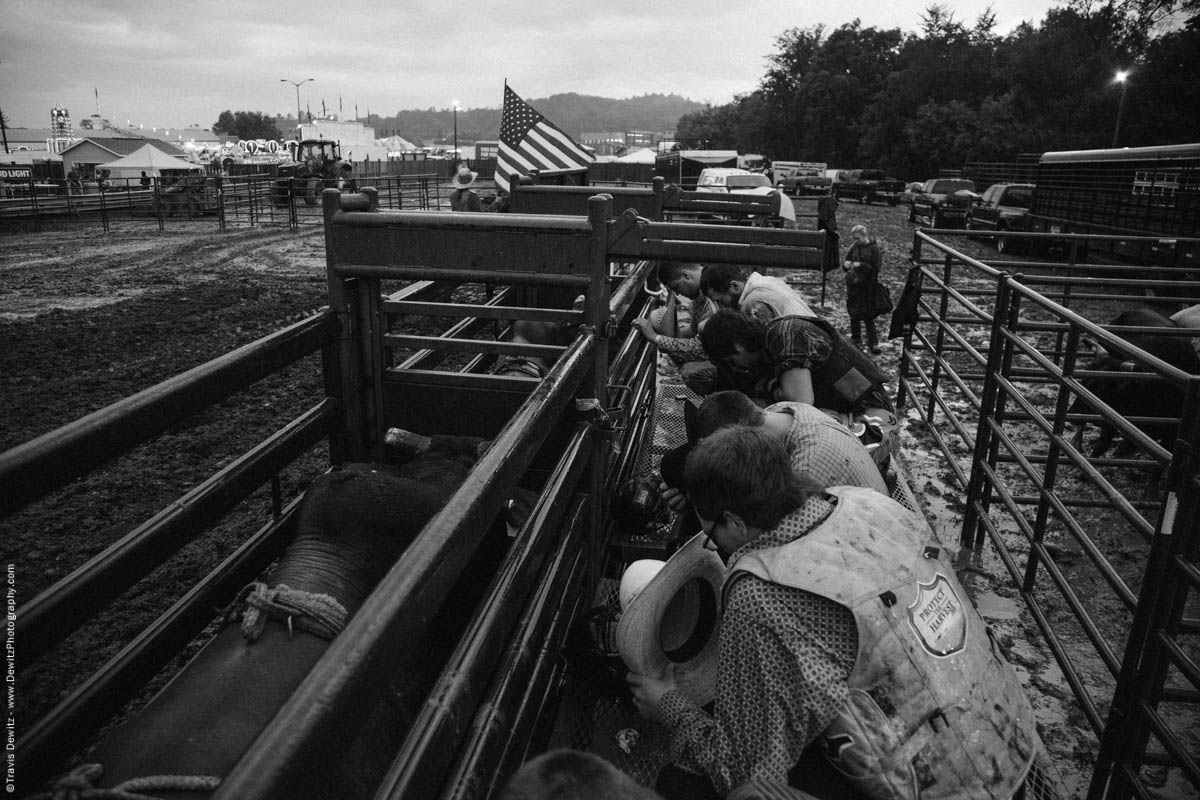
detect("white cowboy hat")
[450,165,478,189]
[616,533,724,706]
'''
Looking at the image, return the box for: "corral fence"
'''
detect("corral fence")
[897,227,1200,799]
[0,172,443,234]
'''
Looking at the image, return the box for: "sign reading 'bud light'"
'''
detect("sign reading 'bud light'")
[0,166,33,181]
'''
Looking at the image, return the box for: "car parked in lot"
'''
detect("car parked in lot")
[696,167,798,226]
[967,183,1035,253]
[908,177,977,228]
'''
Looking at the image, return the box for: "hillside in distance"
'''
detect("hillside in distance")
[369,92,704,145]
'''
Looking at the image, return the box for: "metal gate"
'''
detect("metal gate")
[896,228,1200,799]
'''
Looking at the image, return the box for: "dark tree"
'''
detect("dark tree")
[212,110,283,141]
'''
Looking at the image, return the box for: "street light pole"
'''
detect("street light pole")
[452,101,460,166]
[281,78,315,136]
[1111,69,1129,148]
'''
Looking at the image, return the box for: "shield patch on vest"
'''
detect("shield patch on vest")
[907,574,967,656]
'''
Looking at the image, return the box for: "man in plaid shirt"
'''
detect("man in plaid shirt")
[697,309,898,492]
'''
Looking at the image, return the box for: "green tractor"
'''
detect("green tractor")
[271,139,353,207]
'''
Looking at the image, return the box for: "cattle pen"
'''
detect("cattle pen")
[896,227,1200,799]
[2,183,1198,800]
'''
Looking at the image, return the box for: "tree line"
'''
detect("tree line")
[211,94,705,149]
[676,0,1200,179]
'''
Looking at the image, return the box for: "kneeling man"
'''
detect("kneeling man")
[630,426,1040,800]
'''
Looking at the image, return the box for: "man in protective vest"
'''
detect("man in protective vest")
[628,426,1041,800]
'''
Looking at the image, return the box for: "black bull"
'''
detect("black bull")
[86,314,585,794]
[90,436,493,794]
[1071,308,1200,457]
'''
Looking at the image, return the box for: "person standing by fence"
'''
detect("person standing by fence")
[449,165,483,212]
[67,165,82,196]
[842,224,886,355]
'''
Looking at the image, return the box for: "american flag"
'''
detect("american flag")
[494,84,594,194]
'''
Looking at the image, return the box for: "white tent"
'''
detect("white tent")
[101,144,204,179]
[614,147,657,164]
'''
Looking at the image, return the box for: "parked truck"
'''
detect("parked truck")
[966,182,1035,253]
[908,177,978,227]
[770,160,830,196]
[832,168,906,204]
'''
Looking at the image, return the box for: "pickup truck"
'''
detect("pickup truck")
[771,161,831,196]
[908,177,978,227]
[967,182,1034,253]
[832,169,906,205]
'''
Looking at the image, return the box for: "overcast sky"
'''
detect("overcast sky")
[2,0,1062,132]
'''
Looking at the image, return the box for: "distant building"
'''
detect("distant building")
[59,137,186,178]
[299,117,378,147]
[580,130,676,157]
[295,117,435,162]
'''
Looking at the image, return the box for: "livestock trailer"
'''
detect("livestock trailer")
[1006,143,1200,268]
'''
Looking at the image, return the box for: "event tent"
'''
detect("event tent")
[614,147,657,164]
[101,144,203,179]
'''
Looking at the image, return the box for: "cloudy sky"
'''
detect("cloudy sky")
[2,0,1061,132]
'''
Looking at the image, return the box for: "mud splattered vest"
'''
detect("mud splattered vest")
[726,487,1037,800]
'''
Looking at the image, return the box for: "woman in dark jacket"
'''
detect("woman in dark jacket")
[842,223,884,353]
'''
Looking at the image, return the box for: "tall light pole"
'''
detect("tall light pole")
[281,78,315,135]
[1111,69,1129,148]
[452,100,460,165]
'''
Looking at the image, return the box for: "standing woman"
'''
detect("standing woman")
[843,223,884,354]
[449,165,483,212]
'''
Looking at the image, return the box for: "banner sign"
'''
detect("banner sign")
[0,166,33,181]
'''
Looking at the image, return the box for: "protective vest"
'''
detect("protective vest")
[726,487,1037,800]
[741,272,815,319]
[766,316,889,412]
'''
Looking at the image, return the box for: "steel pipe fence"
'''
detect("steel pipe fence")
[897,228,1200,800]
[1,173,443,234]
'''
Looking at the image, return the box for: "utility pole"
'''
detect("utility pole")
[0,61,9,153]
[1111,70,1130,148]
[281,78,315,136]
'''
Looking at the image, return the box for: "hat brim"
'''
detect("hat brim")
[617,533,724,707]
[450,171,479,189]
